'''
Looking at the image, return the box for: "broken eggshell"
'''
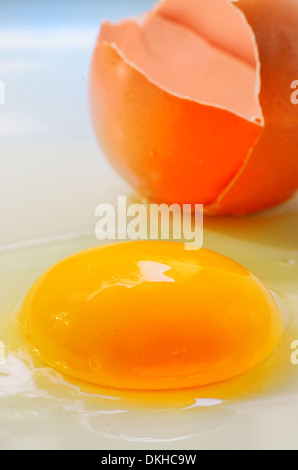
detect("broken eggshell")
[89,0,298,215]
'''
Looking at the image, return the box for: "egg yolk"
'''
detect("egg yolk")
[18,241,284,391]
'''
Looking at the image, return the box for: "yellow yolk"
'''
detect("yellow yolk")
[18,241,284,391]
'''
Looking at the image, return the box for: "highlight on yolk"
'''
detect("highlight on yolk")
[18,241,284,391]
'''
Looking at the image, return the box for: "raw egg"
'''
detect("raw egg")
[90,0,298,215]
[18,241,284,391]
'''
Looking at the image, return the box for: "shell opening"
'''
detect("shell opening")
[100,0,262,121]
